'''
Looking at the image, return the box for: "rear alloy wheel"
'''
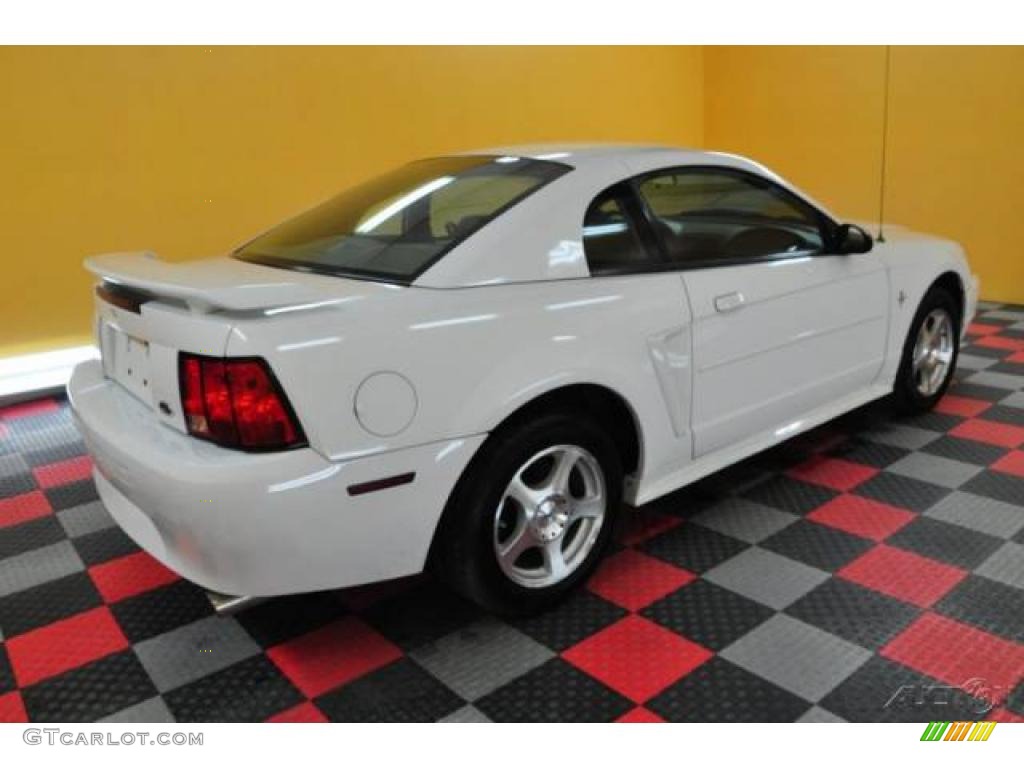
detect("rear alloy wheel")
[493,444,607,589]
[893,286,960,415]
[434,413,622,615]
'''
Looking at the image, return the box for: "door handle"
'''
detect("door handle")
[714,291,745,313]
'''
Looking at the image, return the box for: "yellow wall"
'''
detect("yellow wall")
[4,45,1024,358]
[0,46,704,356]
[706,45,1024,304]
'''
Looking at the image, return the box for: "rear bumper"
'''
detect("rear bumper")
[68,359,484,597]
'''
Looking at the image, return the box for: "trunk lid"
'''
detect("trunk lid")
[86,251,386,435]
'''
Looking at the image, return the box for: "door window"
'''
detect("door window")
[636,169,826,266]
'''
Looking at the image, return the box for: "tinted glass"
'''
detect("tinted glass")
[637,170,825,265]
[235,156,568,281]
[582,184,655,274]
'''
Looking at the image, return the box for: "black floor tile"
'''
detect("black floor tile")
[43,479,99,512]
[316,658,464,722]
[0,516,65,560]
[887,517,1004,570]
[21,650,157,723]
[962,471,1024,507]
[762,519,874,571]
[920,435,1009,466]
[741,475,839,516]
[642,579,773,651]
[164,655,303,722]
[112,580,216,645]
[854,472,950,512]
[476,657,632,723]
[72,526,139,566]
[513,590,626,652]
[820,656,994,722]
[934,575,1024,643]
[647,657,811,722]
[640,523,749,574]
[0,572,102,637]
[785,578,920,650]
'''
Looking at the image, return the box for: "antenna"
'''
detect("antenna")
[877,46,892,243]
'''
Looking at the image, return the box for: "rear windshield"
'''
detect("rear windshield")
[234,155,569,283]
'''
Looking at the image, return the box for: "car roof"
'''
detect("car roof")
[461,143,771,173]
[415,144,840,289]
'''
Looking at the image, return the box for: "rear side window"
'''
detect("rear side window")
[235,156,569,282]
[636,169,826,265]
[582,183,657,274]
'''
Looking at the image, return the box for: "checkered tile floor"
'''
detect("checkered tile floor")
[2,303,1024,723]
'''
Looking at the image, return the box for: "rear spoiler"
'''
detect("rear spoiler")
[84,252,338,313]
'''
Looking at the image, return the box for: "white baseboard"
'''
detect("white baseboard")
[0,345,99,405]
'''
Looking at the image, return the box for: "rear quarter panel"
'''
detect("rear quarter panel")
[224,273,693,491]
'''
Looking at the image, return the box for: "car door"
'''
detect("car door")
[633,167,889,459]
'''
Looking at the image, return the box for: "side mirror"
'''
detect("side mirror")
[836,223,874,254]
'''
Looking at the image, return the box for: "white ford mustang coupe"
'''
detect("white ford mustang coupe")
[69,145,978,614]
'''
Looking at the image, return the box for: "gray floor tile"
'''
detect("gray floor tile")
[968,371,1024,392]
[0,540,83,598]
[438,704,492,723]
[134,615,261,692]
[887,453,982,489]
[704,547,829,610]
[100,696,176,723]
[410,618,554,701]
[798,705,847,723]
[0,454,29,479]
[976,542,1024,589]
[860,423,941,451]
[1000,391,1024,409]
[980,309,1024,322]
[721,614,871,702]
[955,354,997,371]
[57,500,115,538]
[925,491,1024,539]
[690,497,799,544]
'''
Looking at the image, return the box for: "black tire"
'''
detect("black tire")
[892,285,960,415]
[432,411,623,616]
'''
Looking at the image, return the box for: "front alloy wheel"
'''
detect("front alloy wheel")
[911,308,955,397]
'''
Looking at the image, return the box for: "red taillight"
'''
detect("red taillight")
[178,354,305,451]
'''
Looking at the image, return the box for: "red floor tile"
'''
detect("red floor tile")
[967,322,1002,336]
[808,494,915,542]
[992,709,1024,724]
[1008,350,1024,364]
[617,706,665,722]
[32,455,93,489]
[620,510,683,547]
[882,613,1024,703]
[267,616,402,698]
[935,395,991,418]
[0,490,52,529]
[6,606,128,687]
[0,423,7,441]
[587,549,695,611]
[974,335,1024,352]
[89,551,181,603]
[787,456,878,492]
[950,419,1024,449]
[838,544,967,608]
[0,692,28,723]
[266,701,329,723]
[0,398,59,421]
[563,615,712,702]
[991,450,1024,478]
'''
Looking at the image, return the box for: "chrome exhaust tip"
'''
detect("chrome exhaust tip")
[206,590,265,615]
